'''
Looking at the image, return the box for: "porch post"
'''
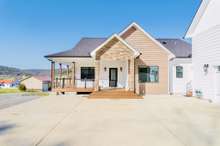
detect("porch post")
[59,63,62,88]
[95,60,100,91]
[59,63,62,78]
[67,65,70,77]
[128,58,135,91]
[72,62,75,87]
[51,61,55,89]
[67,65,70,87]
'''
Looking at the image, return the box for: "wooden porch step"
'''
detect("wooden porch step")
[88,90,143,99]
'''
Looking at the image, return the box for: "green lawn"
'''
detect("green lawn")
[0,88,21,94]
[0,88,49,96]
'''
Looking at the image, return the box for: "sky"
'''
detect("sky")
[0,0,201,69]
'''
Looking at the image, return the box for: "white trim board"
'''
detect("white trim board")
[185,0,212,38]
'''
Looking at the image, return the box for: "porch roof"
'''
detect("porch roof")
[45,38,106,58]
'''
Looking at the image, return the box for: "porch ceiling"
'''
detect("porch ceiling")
[47,57,94,65]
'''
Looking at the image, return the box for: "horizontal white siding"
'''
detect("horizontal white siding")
[169,58,192,95]
[193,25,220,102]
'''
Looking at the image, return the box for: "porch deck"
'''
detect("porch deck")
[52,78,95,93]
[53,87,94,93]
[88,89,143,99]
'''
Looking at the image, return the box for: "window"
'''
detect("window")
[176,66,183,78]
[139,66,159,83]
[217,66,220,72]
[81,67,95,79]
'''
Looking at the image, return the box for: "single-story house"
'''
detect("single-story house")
[185,0,220,102]
[45,22,192,95]
[21,76,51,91]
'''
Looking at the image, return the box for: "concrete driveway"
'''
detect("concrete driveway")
[0,93,39,109]
[0,95,220,146]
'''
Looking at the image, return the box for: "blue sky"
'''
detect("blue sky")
[0,0,200,69]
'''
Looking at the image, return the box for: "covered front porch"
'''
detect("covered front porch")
[47,34,139,94]
[49,58,132,93]
[92,34,139,92]
[49,57,96,93]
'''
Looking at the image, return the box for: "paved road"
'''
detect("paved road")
[0,93,39,109]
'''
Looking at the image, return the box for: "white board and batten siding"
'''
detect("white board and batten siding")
[169,58,192,95]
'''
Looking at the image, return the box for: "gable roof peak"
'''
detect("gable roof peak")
[90,34,140,58]
[185,0,213,37]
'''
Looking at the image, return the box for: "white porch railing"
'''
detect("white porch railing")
[54,78,95,89]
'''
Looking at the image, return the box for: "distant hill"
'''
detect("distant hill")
[23,69,50,76]
[0,65,50,79]
[0,65,23,76]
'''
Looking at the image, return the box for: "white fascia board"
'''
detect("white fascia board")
[47,57,94,64]
[185,0,212,38]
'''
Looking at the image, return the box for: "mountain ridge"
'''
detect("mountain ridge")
[0,65,50,78]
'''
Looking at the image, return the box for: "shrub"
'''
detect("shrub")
[18,84,26,91]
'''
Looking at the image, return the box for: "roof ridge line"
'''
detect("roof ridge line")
[81,37,107,39]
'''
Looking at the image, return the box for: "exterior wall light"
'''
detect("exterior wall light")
[203,64,209,74]
[120,67,123,72]
[104,67,107,72]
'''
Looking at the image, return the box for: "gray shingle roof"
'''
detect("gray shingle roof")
[45,38,191,58]
[157,39,192,58]
[45,38,106,58]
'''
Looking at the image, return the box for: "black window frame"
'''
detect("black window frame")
[217,66,220,72]
[138,66,159,83]
[176,66,183,78]
[80,67,95,80]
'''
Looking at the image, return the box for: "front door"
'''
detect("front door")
[109,68,118,87]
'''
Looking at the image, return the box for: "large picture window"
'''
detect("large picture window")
[81,67,95,80]
[176,66,183,78]
[139,66,159,83]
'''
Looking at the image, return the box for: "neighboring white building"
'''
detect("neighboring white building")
[21,76,51,91]
[186,0,220,102]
